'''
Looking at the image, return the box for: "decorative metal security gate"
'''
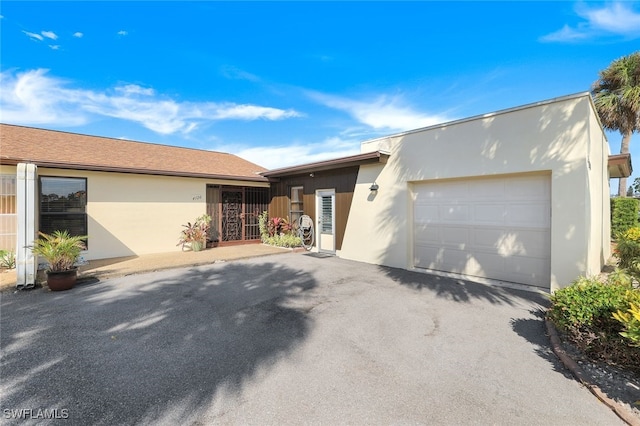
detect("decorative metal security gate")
[221,190,243,242]
[207,186,269,244]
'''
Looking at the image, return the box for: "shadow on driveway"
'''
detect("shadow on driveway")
[379,265,549,306]
[1,261,316,424]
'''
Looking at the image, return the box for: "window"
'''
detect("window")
[320,195,333,233]
[0,175,17,251]
[39,177,87,240]
[289,186,304,226]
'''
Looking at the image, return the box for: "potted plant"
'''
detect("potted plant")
[177,214,211,252]
[30,230,87,291]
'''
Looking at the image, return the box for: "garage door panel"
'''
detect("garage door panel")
[471,228,549,257]
[506,256,548,275]
[507,203,550,227]
[473,251,505,274]
[474,204,506,225]
[470,179,505,198]
[414,205,439,222]
[473,228,507,250]
[414,245,443,268]
[413,174,551,288]
[441,226,470,247]
[414,224,439,245]
[416,247,472,272]
[438,204,470,223]
[417,181,468,200]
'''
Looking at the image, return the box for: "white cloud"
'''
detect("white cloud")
[539,24,589,42]
[73,32,83,38]
[541,2,640,42]
[41,31,58,40]
[48,45,60,50]
[117,30,128,36]
[0,69,87,126]
[211,104,300,120]
[22,31,44,41]
[308,91,449,132]
[220,136,361,169]
[220,65,260,82]
[0,69,302,134]
[583,2,640,34]
[116,84,155,96]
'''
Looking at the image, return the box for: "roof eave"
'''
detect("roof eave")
[260,151,390,179]
[608,153,633,179]
[0,158,269,182]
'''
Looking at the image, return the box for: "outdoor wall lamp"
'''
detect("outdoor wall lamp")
[369,183,379,192]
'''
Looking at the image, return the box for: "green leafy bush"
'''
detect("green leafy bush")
[548,276,630,331]
[263,234,302,248]
[614,226,640,268]
[0,249,16,269]
[30,231,87,272]
[611,197,639,237]
[613,290,640,347]
[177,214,211,251]
[259,211,268,239]
[259,211,301,248]
[549,275,640,373]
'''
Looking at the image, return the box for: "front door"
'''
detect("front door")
[316,189,335,253]
[221,189,243,242]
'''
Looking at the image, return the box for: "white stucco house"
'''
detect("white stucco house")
[264,92,631,292]
[0,124,270,288]
[1,92,632,291]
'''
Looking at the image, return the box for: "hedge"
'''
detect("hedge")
[611,197,639,237]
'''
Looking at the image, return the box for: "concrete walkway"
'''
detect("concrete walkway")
[0,244,292,291]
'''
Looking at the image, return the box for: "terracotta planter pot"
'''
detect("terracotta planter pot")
[46,268,78,291]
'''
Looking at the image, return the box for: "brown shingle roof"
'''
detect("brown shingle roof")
[0,123,267,182]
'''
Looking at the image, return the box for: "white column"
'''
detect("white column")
[16,163,37,289]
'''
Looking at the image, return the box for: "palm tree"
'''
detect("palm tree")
[591,51,640,197]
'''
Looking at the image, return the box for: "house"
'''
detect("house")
[0,124,270,287]
[263,93,631,292]
[0,92,632,291]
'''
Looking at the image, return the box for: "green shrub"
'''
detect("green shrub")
[263,234,302,248]
[259,211,302,248]
[0,249,16,269]
[550,275,640,373]
[259,211,269,239]
[614,226,640,268]
[611,197,639,237]
[548,276,630,331]
[613,290,640,347]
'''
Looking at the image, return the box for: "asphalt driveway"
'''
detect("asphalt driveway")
[0,253,624,425]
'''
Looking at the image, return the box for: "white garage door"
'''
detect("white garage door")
[413,174,550,288]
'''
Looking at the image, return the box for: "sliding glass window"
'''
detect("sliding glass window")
[39,177,87,240]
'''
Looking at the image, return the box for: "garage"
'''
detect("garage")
[413,174,551,288]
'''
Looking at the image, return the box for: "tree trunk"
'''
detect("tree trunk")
[617,130,633,197]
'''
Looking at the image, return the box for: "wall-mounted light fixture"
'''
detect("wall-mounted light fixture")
[369,183,379,192]
[310,173,315,178]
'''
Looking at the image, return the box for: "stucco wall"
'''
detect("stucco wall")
[341,94,611,290]
[0,165,18,174]
[37,168,267,260]
[586,102,612,276]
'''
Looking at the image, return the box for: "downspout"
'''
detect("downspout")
[16,163,37,289]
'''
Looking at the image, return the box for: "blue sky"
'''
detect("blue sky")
[1,2,639,179]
